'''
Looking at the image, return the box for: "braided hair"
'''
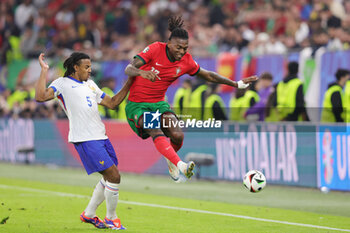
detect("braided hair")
[168,16,188,40]
[63,52,90,77]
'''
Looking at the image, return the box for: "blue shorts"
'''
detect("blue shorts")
[74,139,118,175]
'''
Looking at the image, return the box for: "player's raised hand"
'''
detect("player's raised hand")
[38,53,49,70]
[140,70,161,82]
[237,75,259,89]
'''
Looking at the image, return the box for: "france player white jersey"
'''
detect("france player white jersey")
[49,76,108,142]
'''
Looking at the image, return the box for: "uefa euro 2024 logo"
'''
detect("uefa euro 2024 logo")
[143,110,161,129]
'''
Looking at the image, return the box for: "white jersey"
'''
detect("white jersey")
[49,76,108,143]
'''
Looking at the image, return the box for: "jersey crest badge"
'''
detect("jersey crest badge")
[176,67,181,76]
[88,84,96,92]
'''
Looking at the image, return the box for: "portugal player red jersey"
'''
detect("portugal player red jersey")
[128,42,200,103]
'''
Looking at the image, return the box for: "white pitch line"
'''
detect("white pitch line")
[0,184,349,232]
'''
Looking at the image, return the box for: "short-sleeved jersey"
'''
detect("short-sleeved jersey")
[49,76,108,143]
[128,42,200,103]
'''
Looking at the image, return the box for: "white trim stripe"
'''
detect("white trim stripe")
[0,184,349,232]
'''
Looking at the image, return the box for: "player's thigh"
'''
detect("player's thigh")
[104,139,119,166]
[74,140,116,175]
[139,114,164,138]
[161,112,184,141]
[126,102,151,139]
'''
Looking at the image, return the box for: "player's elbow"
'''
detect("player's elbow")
[207,72,216,82]
[35,94,45,102]
[107,103,116,110]
[124,65,130,75]
[124,64,135,76]
[106,100,118,110]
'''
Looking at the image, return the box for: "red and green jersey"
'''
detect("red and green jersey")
[128,42,200,103]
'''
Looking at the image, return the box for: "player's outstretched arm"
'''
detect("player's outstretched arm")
[125,57,160,82]
[35,53,55,102]
[196,68,258,89]
[100,77,134,109]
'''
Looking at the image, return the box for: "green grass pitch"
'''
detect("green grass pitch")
[0,163,349,233]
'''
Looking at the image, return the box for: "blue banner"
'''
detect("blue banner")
[180,123,318,187]
[256,55,285,83]
[318,125,350,191]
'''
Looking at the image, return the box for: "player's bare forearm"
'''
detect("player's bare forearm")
[197,68,258,88]
[208,71,238,87]
[125,57,144,76]
[197,68,238,87]
[125,64,142,77]
[125,58,160,82]
[35,54,54,102]
[109,77,134,109]
[35,68,49,101]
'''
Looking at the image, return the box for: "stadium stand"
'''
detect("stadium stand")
[1,0,350,121]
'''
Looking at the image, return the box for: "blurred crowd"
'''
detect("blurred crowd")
[2,0,350,63]
[1,0,350,121]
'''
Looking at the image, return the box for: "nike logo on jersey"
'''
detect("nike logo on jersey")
[99,161,104,165]
[155,62,164,66]
[72,86,78,88]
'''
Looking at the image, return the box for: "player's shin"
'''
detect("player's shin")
[84,178,106,217]
[104,181,119,220]
[153,136,181,165]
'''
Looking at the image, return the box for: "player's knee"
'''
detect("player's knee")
[170,131,184,144]
[108,173,120,184]
[103,166,121,184]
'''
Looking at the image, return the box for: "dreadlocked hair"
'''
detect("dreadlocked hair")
[63,52,90,77]
[168,16,188,40]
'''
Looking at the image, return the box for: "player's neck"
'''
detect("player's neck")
[69,74,83,83]
[165,45,176,63]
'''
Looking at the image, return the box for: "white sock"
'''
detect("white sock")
[104,181,119,220]
[85,178,106,218]
[177,161,187,173]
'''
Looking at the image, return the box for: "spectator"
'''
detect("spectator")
[273,61,309,121]
[20,24,40,58]
[14,0,37,31]
[344,69,350,122]
[203,83,227,121]
[55,4,73,30]
[173,79,192,119]
[245,72,273,121]
[326,15,343,51]
[229,83,259,122]
[229,88,245,121]
[321,69,350,122]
